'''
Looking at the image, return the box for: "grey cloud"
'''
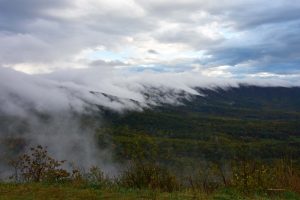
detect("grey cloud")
[0,0,70,32]
[148,49,159,54]
[0,0,300,76]
[137,0,300,28]
[224,1,300,29]
[0,0,154,65]
[89,59,127,67]
[154,27,224,49]
[200,20,300,73]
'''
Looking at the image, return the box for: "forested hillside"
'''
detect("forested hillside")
[100,86,300,170]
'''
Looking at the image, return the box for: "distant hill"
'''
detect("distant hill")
[101,86,300,168]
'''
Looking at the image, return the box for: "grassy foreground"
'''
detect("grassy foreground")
[0,183,300,200]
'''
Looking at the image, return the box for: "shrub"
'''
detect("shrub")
[231,160,275,193]
[9,145,69,183]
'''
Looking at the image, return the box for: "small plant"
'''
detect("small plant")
[120,161,179,192]
[9,145,69,183]
[86,166,111,188]
[272,159,300,193]
[87,166,105,183]
[188,162,225,194]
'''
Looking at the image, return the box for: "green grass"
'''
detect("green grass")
[0,183,299,200]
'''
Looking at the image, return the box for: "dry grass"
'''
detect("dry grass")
[0,183,299,200]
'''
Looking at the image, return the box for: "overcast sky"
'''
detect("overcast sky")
[0,0,300,78]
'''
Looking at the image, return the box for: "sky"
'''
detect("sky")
[0,0,299,78]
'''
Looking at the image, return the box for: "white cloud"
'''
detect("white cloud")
[1,66,299,117]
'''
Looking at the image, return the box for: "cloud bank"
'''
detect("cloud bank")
[1,66,300,117]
